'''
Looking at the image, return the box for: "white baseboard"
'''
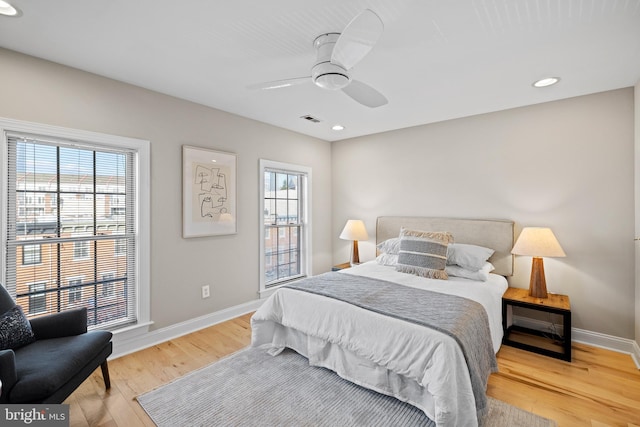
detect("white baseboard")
[110,298,265,359]
[513,315,640,369]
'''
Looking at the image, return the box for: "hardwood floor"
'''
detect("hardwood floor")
[67,313,640,426]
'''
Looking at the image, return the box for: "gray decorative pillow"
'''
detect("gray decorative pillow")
[0,306,36,350]
[396,228,453,280]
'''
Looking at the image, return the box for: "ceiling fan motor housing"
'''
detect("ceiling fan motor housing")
[312,33,350,90]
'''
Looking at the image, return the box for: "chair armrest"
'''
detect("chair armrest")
[29,307,87,339]
[0,349,17,403]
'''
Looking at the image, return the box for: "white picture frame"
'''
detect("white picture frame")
[182,145,237,238]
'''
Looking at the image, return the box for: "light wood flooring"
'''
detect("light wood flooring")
[67,313,640,426]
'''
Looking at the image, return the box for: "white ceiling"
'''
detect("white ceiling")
[1,0,639,142]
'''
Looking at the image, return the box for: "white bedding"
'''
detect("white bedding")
[251,261,508,427]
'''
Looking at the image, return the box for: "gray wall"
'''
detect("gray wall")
[0,48,333,330]
[332,89,635,339]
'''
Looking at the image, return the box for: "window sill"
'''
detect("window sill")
[111,320,154,347]
[259,276,307,299]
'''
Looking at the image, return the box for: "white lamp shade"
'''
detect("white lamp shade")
[339,220,369,241]
[511,227,566,257]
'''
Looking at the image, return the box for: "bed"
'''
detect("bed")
[251,217,514,427]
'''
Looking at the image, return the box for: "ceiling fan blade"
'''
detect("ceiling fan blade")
[342,80,388,108]
[331,9,384,70]
[246,77,311,90]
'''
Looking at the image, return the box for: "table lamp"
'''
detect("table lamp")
[340,220,369,266]
[511,227,566,298]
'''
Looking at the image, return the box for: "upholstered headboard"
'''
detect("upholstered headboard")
[376,216,514,276]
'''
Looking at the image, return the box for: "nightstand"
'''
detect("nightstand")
[502,287,571,361]
[332,262,351,271]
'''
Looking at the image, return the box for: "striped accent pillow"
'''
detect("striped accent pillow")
[396,228,453,280]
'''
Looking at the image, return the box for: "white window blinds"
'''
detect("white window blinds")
[4,133,138,330]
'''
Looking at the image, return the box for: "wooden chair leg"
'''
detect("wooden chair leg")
[100,360,111,389]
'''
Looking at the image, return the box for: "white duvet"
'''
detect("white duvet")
[251,261,508,427]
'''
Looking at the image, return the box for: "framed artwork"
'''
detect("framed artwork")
[182,145,237,238]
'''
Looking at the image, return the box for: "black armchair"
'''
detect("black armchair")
[0,285,112,404]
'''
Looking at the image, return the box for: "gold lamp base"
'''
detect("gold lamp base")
[528,257,548,298]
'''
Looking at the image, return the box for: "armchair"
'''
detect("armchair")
[0,284,112,404]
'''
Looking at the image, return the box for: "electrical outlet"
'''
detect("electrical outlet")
[201,285,210,299]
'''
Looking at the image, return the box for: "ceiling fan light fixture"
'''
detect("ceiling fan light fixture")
[315,73,350,90]
[533,77,560,88]
[0,0,21,16]
[312,62,350,90]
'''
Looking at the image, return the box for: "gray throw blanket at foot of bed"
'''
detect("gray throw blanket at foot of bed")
[286,272,498,423]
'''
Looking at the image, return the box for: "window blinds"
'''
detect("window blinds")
[5,133,137,330]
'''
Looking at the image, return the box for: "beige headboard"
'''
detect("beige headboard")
[376,216,515,276]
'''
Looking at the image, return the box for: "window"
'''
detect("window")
[114,238,126,256]
[67,278,83,304]
[73,238,90,260]
[28,282,47,315]
[111,207,125,216]
[1,118,150,334]
[101,272,115,297]
[22,243,41,265]
[259,159,311,295]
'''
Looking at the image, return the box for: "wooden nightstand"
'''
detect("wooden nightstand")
[331,262,351,271]
[502,287,571,361]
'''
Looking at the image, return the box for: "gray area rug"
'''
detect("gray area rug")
[138,346,557,427]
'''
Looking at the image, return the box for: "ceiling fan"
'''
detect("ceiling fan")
[247,9,388,108]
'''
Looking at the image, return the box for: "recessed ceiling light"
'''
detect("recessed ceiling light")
[0,0,21,17]
[532,77,560,88]
[332,125,345,131]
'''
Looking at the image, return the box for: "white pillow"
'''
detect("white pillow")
[446,243,495,270]
[376,237,401,255]
[445,262,495,282]
[376,253,398,266]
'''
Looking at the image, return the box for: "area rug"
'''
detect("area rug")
[138,346,556,427]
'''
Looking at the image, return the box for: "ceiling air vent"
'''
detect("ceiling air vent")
[300,115,321,123]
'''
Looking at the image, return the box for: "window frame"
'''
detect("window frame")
[21,243,42,265]
[67,277,83,305]
[259,159,311,298]
[72,236,91,261]
[28,281,48,315]
[101,272,116,297]
[0,117,151,336]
